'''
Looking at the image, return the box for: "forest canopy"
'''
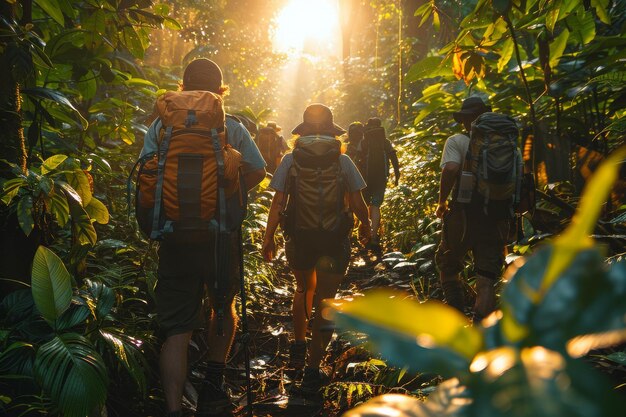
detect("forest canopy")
[0,1,625,417]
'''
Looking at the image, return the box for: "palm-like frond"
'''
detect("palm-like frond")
[34,333,108,417]
[31,246,72,322]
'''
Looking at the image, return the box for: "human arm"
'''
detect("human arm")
[242,168,266,192]
[389,148,400,186]
[261,191,285,261]
[349,191,371,245]
[139,119,160,157]
[436,161,460,218]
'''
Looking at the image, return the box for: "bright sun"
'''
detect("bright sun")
[272,0,340,54]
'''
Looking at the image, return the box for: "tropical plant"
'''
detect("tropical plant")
[332,147,626,416]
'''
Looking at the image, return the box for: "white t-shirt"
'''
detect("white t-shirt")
[440,133,470,168]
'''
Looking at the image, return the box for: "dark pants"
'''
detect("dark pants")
[435,205,511,280]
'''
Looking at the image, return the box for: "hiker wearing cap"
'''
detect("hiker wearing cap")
[435,96,513,321]
[255,121,290,174]
[261,104,371,396]
[139,58,266,417]
[360,117,400,252]
[345,121,366,174]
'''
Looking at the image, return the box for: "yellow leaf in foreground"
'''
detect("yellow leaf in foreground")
[327,290,483,360]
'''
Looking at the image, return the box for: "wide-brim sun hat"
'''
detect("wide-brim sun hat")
[292,103,346,137]
[453,96,492,123]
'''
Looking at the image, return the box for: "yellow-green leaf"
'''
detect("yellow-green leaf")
[41,154,67,175]
[497,37,514,72]
[540,146,626,296]
[328,290,483,360]
[85,198,109,225]
[549,29,570,69]
[65,171,92,207]
[31,246,72,322]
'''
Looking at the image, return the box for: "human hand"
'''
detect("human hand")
[261,236,276,262]
[435,202,448,219]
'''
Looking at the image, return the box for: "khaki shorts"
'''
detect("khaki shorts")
[435,205,510,279]
[155,234,241,337]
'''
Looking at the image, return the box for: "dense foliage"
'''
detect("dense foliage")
[0,1,624,416]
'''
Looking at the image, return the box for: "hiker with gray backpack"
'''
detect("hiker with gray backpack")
[261,104,371,396]
[435,97,522,321]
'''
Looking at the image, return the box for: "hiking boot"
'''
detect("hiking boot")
[441,278,465,313]
[300,367,329,397]
[473,276,496,321]
[196,381,230,415]
[286,341,307,381]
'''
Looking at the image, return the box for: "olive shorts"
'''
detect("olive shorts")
[155,234,241,337]
[435,205,511,280]
[362,184,386,207]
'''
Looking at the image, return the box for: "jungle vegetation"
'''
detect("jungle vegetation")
[0,1,625,416]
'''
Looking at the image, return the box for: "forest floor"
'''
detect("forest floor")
[182,241,440,417]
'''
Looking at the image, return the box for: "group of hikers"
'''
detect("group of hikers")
[133,58,524,416]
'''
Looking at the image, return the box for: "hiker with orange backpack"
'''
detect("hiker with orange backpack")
[255,121,289,174]
[261,104,371,396]
[435,97,521,321]
[136,59,266,417]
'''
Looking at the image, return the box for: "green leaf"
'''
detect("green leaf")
[48,192,70,227]
[41,154,68,175]
[66,193,97,247]
[330,290,482,377]
[406,56,446,82]
[65,170,92,207]
[22,87,88,129]
[17,195,34,236]
[34,0,64,26]
[592,0,611,24]
[31,246,72,322]
[549,29,570,69]
[568,8,596,45]
[545,0,562,32]
[34,333,108,417]
[125,77,158,88]
[163,17,182,30]
[497,37,514,72]
[55,302,90,331]
[469,346,624,416]
[1,178,27,205]
[84,198,109,224]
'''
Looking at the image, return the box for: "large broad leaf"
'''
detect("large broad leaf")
[17,195,34,236]
[98,327,148,394]
[329,291,482,378]
[549,29,570,70]
[501,147,626,343]
[65,190,97,247]
[65,170,92,207]
[21,87,88,129]
[0,341,35,378]
[31,246,72,322]
[34,333,108,417]
[343,378,469,417]
[34,0,64,26]
[85,280,115,319]
[84,198,109,224]
[468,346,623,417]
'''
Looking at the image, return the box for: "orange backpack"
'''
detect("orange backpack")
[130,91,243,240]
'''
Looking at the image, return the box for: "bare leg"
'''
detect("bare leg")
[292,269,316,342]
[160,331,192,412]
[308,271,343,368]
[206,297,238,362]
[369,205,381,241]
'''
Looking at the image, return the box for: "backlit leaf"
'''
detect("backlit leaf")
[31,246,72,322]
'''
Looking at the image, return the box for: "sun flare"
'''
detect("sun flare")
[272,0,340,54]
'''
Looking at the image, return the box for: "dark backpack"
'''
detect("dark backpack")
[464,112,523,216]
[282,136,352,236]
[128,90,244,241]
[362,126,388,189]
[255,127,282,173]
